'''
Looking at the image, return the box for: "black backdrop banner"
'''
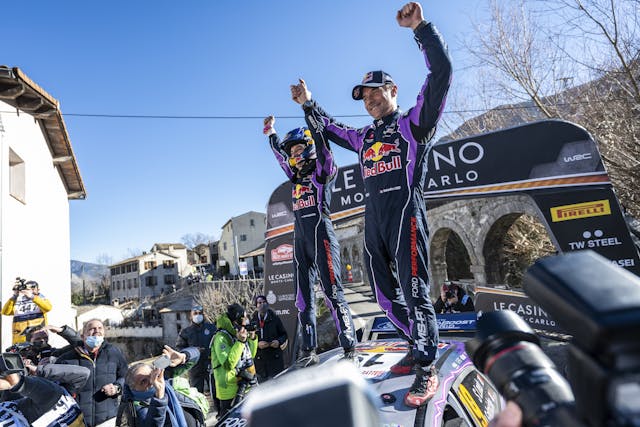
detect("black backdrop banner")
[263,120,640,360]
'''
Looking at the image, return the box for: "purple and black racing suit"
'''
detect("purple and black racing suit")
[302,21,452,363]
[268,129,356,353]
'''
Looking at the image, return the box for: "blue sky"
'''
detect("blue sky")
[3,1,487,263]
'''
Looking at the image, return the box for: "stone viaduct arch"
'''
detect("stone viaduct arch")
[427,194,547,288]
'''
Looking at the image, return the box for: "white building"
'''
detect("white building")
[110,243,190,301]
[218,211,266,276]
[75,305,125,331]
[0,66,86,346]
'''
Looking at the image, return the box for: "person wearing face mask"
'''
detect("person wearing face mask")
[2,278,52,344]
[56,318,128,427]
[21,324,83,366]
[211,304,257,418]
[250,295,288,382]
[117,345,208,427]
[175,305,216,398]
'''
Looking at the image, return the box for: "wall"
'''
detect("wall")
[0,105,75,346]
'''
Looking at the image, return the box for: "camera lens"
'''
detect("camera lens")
[466,311,579,426]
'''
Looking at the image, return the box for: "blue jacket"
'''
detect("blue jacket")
[120,347,205,427]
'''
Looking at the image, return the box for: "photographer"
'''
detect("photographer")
[2,278,52,344]
[434,283,475,314]
[211,304,258,418]
[21,324,83,366]
[0,372,85,426]
[118,346,208,427]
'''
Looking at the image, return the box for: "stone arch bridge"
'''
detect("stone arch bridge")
[336,194,544,291]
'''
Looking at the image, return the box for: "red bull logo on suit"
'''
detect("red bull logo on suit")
[362,141,402,178]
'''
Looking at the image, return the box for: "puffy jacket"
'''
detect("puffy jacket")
[210,315,257,400]
[56,341,128,426]
[7,375,85,426]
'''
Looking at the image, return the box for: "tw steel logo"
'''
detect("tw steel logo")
[292,184,313,199]
[362,141,401,163]
[550,200,611,222]
[271,244,293,262]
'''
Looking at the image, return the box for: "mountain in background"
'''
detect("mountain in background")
[70,260,109,293]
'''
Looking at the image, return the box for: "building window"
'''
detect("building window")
[223,242,227,251]
[126,264,132,273]
[164,275,176,285]
[111,268,116,276]
[9,148,25,203]
[144,261,157,270]
[163,260,175,269]
[127,279,132,289]
[133,263,138,271]
[176,313,181,321]
[133,278,138,288]
[240,234,247,242]
[146,276,158,287]
[250,219,255,227]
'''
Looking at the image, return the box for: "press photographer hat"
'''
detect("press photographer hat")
[352,70,395,100]
[227,303,246,324]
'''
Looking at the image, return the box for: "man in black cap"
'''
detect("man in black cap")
[291,1,452,407]
[176,304,217,398]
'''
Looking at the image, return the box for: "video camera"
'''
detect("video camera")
[466,251,640,427]
[0,352,25,377]
[12,277,27,292]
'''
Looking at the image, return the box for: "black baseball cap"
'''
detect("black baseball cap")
[352,70,395,100]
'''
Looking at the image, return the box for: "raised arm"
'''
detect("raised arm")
[399,2,452,141]
[305,110,337,184]
[292,79,364,153]
[264,116,296,181]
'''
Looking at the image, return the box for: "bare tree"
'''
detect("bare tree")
[181,233,214,249]
[94,253,113,266]
[457,0,640,217]
[193,280,264,323]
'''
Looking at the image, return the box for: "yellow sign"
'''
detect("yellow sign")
[550,199,611,222]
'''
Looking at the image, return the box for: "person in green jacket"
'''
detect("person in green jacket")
[211,303,258,418]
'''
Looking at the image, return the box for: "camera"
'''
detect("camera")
[445,289,456,299]
[246,321,258,332]
[0,352,25,376]
[152,355,171,370]
[466,251,640,427]
[12,277,27,292]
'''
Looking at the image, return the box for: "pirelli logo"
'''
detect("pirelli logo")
[550,200,611,222]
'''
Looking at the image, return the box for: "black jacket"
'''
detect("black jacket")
[7,375,85,426]
[250,308,288,380]
[434,288,475,314]
[56,341,128,426]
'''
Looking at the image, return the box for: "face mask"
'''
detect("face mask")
[131,387,156,401]
[258,302,269,314]
[193,314,204,324]
[85,335,104,349]
[32,340,48,349]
